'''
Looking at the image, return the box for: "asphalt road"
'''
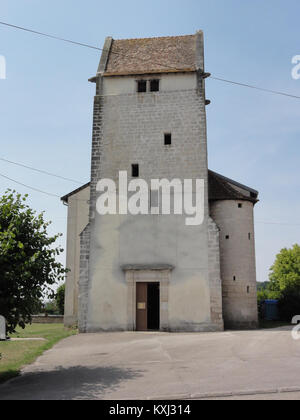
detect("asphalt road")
[1,327,300,400]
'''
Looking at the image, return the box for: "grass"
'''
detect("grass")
[0,323,77,384]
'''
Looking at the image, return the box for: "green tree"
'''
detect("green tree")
[0,190,67,334]
[55,284,65,315]
[269,245,300,291]
[268,245,300,321]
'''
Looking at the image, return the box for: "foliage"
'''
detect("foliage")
[278,286,300,322]
[43,300,59,315]
[0,190,67,334]
[269,244,300,292]
[257,281,270,292]
[258,244,300,322]
[55,284,65,315]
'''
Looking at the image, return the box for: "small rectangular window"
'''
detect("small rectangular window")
[247,286,250,294]
[238,203,243,208]
[137,80,147,93]
[226,235,230,240]
[248,233,251,240]
[164,133,172,145]
[233,276,236,281]
[132,164,139,178]
[150,79,160,92]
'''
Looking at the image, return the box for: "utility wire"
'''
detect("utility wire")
[1,20,300,100]
[0,21,180,72]
[0,157,84,184]
[256,221,300,226]
[0,21,102,51]
[211,77,300,100]
[0,170,300,226]
[0,172,60,198]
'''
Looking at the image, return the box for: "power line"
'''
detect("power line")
[0,170,300,227]
[211,77,300,100]
[0,172,60,198]
[1,20,300,100]
[0,20,180,73]
[0,157,85,184]
[256,221,300,226]
[0,21,102,52]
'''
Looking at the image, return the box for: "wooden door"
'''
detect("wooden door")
[136,283,147,331]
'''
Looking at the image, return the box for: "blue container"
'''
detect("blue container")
[263,300,279,321]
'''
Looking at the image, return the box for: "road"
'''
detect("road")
[1,327,300,400]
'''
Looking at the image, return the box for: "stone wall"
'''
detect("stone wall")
[208,217,224,330]
[31,315,64,324]
[210,200,258,329]
[79,32,220,332]
[64,187,90,327]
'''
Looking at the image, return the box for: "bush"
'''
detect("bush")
[55,284,65,315]
[278,286,300,322]
[42,301,59,315]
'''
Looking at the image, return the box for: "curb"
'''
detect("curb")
[143,386,300,400]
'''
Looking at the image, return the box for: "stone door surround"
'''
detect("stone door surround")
[122,265,174,331]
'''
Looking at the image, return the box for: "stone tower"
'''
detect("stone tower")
[209,172,258,329]
[78,32,224,333]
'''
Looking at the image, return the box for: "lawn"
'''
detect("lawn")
[0,323,77,384]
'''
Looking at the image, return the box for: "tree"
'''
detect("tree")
[268,245,300,321]
[55,284,65,315]
[0,190,67,334]
[269,244,300,292]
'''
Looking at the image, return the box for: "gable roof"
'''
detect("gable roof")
[61,182,90,204]
[103,35,198,76]
[61,172,258,204]
[208,170,258,203]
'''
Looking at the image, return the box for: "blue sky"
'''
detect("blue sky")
[0,0,300,283]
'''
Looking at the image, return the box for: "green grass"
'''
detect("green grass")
[0,323,77,384]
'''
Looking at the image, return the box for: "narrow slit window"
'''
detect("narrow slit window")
[247,286,250,294]
[132,164,139,178]
[248,233,251,240]
[150,79,160,92]
[233,276,236,281]
[164,133,172,145]
[137,80,147,93]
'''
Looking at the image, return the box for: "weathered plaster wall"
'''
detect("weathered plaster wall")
[210,200,258,329]
[64,186,90,327]
[78,32,225,333]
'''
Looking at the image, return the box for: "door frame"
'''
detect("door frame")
[123,266,173,332]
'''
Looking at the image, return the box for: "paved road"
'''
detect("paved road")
[1,328,300,400]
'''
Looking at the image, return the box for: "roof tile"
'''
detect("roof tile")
[104,35,197,76]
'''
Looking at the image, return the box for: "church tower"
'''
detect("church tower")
[78,32,224,332]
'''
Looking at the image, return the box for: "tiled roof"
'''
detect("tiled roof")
[208,171,258,203]
[61,182,90,203]
[104,35,197,76]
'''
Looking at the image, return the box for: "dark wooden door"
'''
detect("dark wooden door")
[136,283,147,331]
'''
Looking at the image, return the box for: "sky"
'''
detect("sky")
[0,0,300,284]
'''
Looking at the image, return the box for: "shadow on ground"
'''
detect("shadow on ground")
[0,365,144,400]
